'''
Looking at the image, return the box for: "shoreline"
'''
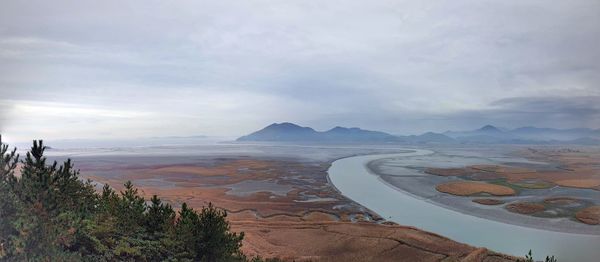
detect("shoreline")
[373,167,600,236]
[327,150,600,261]
[364,152,600,236]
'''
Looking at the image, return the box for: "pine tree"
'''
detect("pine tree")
[5,140,96,259]
[116,181,147,235]
[12,140,57,209]
[0,135,20,259]
[144,195,175,236]
[0,135,19,181]
[172,202,245,261]
[174,202,200,259]
[196,203,244,262]
[0,139,250,261]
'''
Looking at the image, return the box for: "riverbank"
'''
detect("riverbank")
[367,148,600,235]
[60,143,518,261]
[328,150,600,261]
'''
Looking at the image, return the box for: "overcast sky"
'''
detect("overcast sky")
[1,0,599,142]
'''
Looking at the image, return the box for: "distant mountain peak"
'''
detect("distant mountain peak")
[237,123,395,142]
[478,125,501,132]
[326,126,363,133]
[329,126,347,131]
[238,122,598,144]
[262,122,316,131]
[267,122,301,128]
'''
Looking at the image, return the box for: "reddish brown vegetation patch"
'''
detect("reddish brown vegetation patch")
[428,148,600,192]
[575,206,600,225]
[234,221,518,262]
[80,157,521,261]
[470,165,535,174]
[543,197,579,205]
[473,199,505,205]
[555,179,600,189]
[505,202,545,215]
[425,168,474,177]
[436,181,516,196]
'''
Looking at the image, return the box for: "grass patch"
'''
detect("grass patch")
[486,179,523,195]
[511,180,554,189]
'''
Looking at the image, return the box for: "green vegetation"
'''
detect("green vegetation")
[521,250,557,262]
[511,180,554,190]
[0,138,272,261]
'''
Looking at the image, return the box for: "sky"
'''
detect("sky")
[1,0,599,142]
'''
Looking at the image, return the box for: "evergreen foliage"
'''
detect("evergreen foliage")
[0,138,264,261]
[521,250,558,262]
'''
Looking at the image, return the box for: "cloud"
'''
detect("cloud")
[0,1,599,139]
[0,102,13,133]
[11,100,151,119]
[486,96,600,128]
[386,96,600,133]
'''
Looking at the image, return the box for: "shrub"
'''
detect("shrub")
[0,138,249,261]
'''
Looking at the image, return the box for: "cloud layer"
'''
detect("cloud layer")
[1,1,599,140]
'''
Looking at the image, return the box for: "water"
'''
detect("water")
[328,149,600,261]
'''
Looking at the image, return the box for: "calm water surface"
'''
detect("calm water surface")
[328,149,600,261]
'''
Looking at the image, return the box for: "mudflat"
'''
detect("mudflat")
[370,145,600,235]
[576,206,600,225]
[436,181,516,196]
[62,144,518,261]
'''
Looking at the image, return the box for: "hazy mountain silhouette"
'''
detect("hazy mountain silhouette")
[445,125,600,143]
[404,132,457,144]
[238,123,600,144]
[237,123,397,142]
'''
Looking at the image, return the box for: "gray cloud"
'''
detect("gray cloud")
[0,103,11,133]
[486,96,600,128]
[0,1,599,140]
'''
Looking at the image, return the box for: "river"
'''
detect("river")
[327,149,600,261]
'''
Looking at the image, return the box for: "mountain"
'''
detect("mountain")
[478,125,502,133]
[444,125,513,139]
[237,123,319,141]
[238,123,600,144]
[237,123,399,143]
[322,126,396,141]
[564,137,600,145]
[404,132,456,144]
[509,127,600,141]
[444,125,600,144]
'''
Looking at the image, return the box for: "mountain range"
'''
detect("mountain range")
[237,122,600,145]
[236,123,397,142]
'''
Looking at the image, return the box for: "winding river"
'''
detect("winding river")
[328,149,600,261]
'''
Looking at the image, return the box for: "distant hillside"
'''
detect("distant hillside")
[322,126,396,141]
[444,125,514,140]
[510,126,600,141]
[237,123,320,141]
[403,132,457,144]
[237,123,397,142]
[445,125,600,144]
[238,123,600,145]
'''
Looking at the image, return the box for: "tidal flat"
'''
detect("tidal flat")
[368,145,600,235]
[38,142,519,261]
[40,141,600,260]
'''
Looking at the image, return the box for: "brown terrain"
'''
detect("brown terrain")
[427,147,600,224]
[436,181,516,196]
[576,206,600,225]
[543,197,580,205]
[426,154,600,191]
[505,202,546,215]
[472,199,505,206]
[79,157,518,261]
